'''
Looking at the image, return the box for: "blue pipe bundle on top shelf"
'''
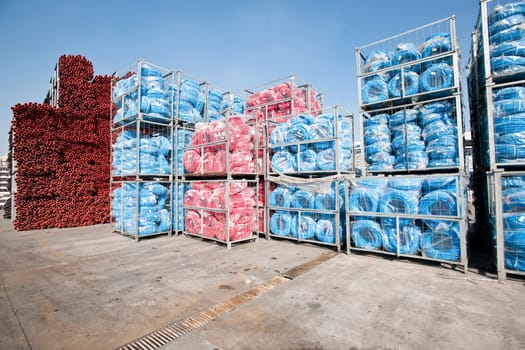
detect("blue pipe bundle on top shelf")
[268,109,354,175]
[111,181,171,237]
[346,175,464,262]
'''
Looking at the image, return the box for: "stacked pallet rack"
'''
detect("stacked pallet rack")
[178,79,260,248]
[110,59,174,241]
[350,16,469,272]
[468,0,525,280]
[247,76,356,252]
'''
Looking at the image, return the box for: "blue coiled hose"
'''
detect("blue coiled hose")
[394,151,428,169]
[269,186,293,208]
[422,120,457,142]
[502,176,525,189]
[420,225,461,261]
[504,231,525,271]
[364,124,390,145]
[494,114,525,135]
[379,190,418,226]
[269,124,288,148]
[420,101,453,116]
[491,40,525,58]
[382,225,421,255]
[419,190,458,230]
[394,140,426,154]
[491,56,525,74]
[365,142,392,156]
[364,113,389,127]
[315,215,342,244]
[494,86,525,101]
[494,99,525,117]
[488,2,525,25]
[362,77,388,104]
[392,44,421,72]
[390,123,422,139]
[286,123,310,152]
[349,187,380,212]
[421,33,452,58]
[391,133,422,151]
[489,14,525,36]
[504,213,525,230]
[291,190,315,209]
[297,149,318,172]
[388,178,423,192]
[365,50,392,81]
[291,214,316,240]
[496,143,525,162]
[388,71,420,97]
[270,211,293,236]
[389,109,418,126]
[310,115,334,139]
[422,176,457,194]
[272,151,296,173]
[366,151,395,165]
[420,64,453,92]
[429,158,458,168]
[426,144,458,160]
[315,192,337,210]
[503,187,525,212]
[351,220,383,249]
[491,25,525,46]
[317,148,336,171]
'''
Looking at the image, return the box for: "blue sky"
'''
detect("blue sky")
[0,0,478,156]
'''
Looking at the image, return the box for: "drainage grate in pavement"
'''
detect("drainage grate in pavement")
[117,251,337,350]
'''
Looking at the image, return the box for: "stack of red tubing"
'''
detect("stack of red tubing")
[183,181,256,242]
[11,55,111,230]
[183,115,257,175]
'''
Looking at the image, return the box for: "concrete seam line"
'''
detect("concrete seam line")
[1,273,33,350]
[116,251,337,350]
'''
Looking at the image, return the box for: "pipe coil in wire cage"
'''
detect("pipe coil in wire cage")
[421,33,452,58]
[298,149,318,172]
[362,77,388,104]
[488,2,525,25]
[270,211,293,236]
[387,178,423,192]
[389,109,418,126]
[504,231,525,271]
[382,225,421,255]
[422,176,457,194]
[290,214,316,240]
[379,189,418,226]
[495,114,525,135]
[504,213,525,230]
[502,175,525,189]
[420,63,453,92]
[503,187,525,212]
[418,190,457,230]
[388,71,420,97]
[491,56,525,75]
[272,150,296,173]
[315,192,337,211]
[291,190,315,209]
[420,224,461,261]
[349,187,381,213]
[269,186,293,208]
[315,215,343,244]
[364,113,389,127]
[392,43,421,72]
[493,86,525,101]
[351,220,383,250]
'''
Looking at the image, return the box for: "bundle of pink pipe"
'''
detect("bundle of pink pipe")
[183,115,259,174]
[183,181,257,241]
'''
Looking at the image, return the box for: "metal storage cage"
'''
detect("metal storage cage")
[111,179,172,241]
[356,16,461,110]
[181,178,259,248]
[266,175,346,252]
[345,173,469,272]
[266,105,357,177]
[361,94,466,174]
[488,170,525,281]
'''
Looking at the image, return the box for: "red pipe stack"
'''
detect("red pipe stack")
[11,55,111,230]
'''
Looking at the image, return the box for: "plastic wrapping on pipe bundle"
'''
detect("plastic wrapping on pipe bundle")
[387,178,423,192]
[418,190,457,230]
[391,133,422,151]
[394,140,427,154]
[297,149,317,172]
[382,225,421,255]
[491,24,525,46]
[504,231,525,271]
[364,124,390,145]
[315,190,338,211]
[392,43,421,72]
[315,215,342,244]
[388,71,420,97]
[504,213,525,230]
[491,40,525,58]
[394,152,428,170]
[269,186,293,208]
[493,98,525,117]
[185,210,201,234]
[364,50,392,82]
[422,176,457,194]
[351,220,383,249]
[270,211,293,236]
[348,187,381,219]
[420,63,453,92]
[286,123,311,153]
[364,113,389,127]
[365,142,392,156]
[489,14,525,36]
[362,77,388,104]
[503,187,525,212]
[317,148,336,171]
[502,175,525,189]
[489,3,525,25]
[426,144,458,160]
[183,149,202,174]
[422,120,457,142]
[491,56,525,74]
[389,109,418,127]
[496,143,525,162]
[420,33,452,58]
[291,190,315,209]
[272,150,296,173]
[420,224,461,261]
[379,189,418,226]
[494,86,525,101]
[291,214,316,239]
[390,123,421,140]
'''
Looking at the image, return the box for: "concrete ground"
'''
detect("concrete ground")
[0,218,523,350]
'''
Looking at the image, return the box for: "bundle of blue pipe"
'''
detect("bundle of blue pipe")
[269,113,353,173]
[389,109,428,169]
[112,131,171,176]
[488,3,525,75]
[501,175,525,271]
[172,183,186,231]
[111,181,171,236]
[348,176,461,260]
[171,79,204,123]
[269,183,345,244]
[364,115,394,170]
[492,86,525,163]
[174,129,194,175]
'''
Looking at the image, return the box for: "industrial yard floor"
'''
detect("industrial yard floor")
[0,218,523,350]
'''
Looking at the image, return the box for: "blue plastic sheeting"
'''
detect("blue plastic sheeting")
[420,64,453,92]
[494,86,525,101]
[503,187,525,212]
[270,211,293,236]
[421,33,452,58]
[489,14,525,36]
[364,113,389,127]
[388,71,420,97]
[272,151,296,173]
[419,190,457,230]
[349,187,381,212]
[422,176,457,194]
[504,213,525,230]
[351,220,383,249]
[379,189,418,226]
[504,231,525,271]
[364,124,390,145]
[362,77,388,104]
[491,56,525,74]
[269,186,293,208]
[494,114,525,135]
[420,225,461,261]
[389,109,418,126]
[491,25,525,46]
[315,215,343,244]
[290,214,316,240]
[392,43,421,72]
[291,190,315,209]
[382,225,421,255]
[388,178,423,192]
[502,176,525,189]
[489,2,525,25]
[269,123,288,150]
